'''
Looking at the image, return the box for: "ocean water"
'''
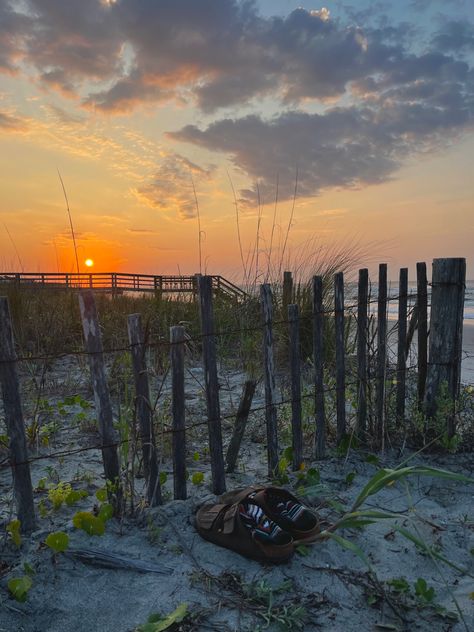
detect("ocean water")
[352,280,474,324]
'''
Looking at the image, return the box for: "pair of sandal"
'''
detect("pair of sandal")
[195,486,320,563]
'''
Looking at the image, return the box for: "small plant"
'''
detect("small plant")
[45,531,69,554]
[191,472,204,485]
[8,575,33,602]
[6,519,22,547]
[135,602,188,632]
[72,511,106,536]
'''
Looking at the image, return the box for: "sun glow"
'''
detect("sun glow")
[84,258,94,268]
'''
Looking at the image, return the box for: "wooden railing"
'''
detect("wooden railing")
[0,272,247,301]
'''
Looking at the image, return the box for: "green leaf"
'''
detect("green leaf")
[336,433,359,455]
[45,531,69,553]
[324,531,372,569]
[23,562,35,576]
[306,468,320,486]
[191,472,204,485]
[414,578,435,602]
[387,577,410,593]
[345,471,356,486]
[327,499,346,513]
[8,576,32,602]
[135,603,188,632]
[73,511,105,536]
[98,503,114,522]
[295,544,310,557]
[351,465,474,513]
[283,446,294,462]
[65,489,88,506]
[95,488,108,502]
[364,454,380,466]
[192,451,200,461]
[159,472,168,485]
[6,519,21,547]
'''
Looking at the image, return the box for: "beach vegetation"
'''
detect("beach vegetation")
[135,602,188,632]
[6,519,21,548]
[45,531,69,554]
[7,575,32,602]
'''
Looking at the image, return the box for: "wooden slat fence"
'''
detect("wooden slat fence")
[0,258,467,527]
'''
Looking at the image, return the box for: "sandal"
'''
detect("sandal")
[219,486,320,544]
[195,499,294,563]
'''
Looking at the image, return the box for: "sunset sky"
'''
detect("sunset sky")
[0,0,473,281]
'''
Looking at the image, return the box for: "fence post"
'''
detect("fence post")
[416,262,428,409]
[225,379,257,473]
[376,263,388,449]
[424,258,466,437]
[78,291,122,512]
[396,268,408,422]
[170,325,187,500]
[356,268,368,438]
[334,272,346,445]
[0,297,36,533]
[312,276,325,459]
[198,275,226,494]
[128,314,161,506]
[261,283,279,476]
[282,271,293,315]
[288,304,303,470]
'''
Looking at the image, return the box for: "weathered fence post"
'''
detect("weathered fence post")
[198,275,226,494]
[282,271,293,315]
[78,291,122,511]
[261,283,279,476]
[396,268,408,422]
[334,272,346,445]
[0,297,36,533]
[424,258,466,438]
[313,276,326,459]
[128,314,161,506]
[356,268,368,438]
[225,379,257,473]
[288,304,303,470]
[170,325,187,500]
[417,262,428,409]
[376,264,388,449]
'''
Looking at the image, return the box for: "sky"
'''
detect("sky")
[0,0,473,282]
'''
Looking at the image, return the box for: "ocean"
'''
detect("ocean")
[354,280,474,325]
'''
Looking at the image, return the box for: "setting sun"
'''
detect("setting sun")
[84,259,94,268]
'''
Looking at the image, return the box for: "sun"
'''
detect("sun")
[84,258,94,268]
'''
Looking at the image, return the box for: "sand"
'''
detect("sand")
[1,450,473,632]
[0,333,473,632]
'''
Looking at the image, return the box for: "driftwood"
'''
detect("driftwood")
[64,548,173,574]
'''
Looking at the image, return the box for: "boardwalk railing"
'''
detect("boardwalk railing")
[0,272,247,301]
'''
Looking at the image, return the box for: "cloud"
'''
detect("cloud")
[134,153,213,219]
[431,20,474,53]
[0,110,29,132]
[171,77,474,205]
[1,0,473,203]
[0,1,435,111]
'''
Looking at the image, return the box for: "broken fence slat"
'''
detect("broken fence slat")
[65,548,173,574]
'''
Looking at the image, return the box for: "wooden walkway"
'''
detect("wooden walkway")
[0,272,247,301]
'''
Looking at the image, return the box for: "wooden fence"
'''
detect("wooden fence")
[0,272,247,301]
[0,258,467,531]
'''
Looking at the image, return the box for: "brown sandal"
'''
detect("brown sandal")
[195,500,294,563]
[219,486,320,545]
